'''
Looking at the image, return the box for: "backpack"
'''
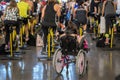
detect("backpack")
[104,1,115,16]
[75,9,86,23]
[75,6,87,24]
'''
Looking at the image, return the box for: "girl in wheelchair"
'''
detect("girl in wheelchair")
[52,21,89,76]
[59,21,89,54]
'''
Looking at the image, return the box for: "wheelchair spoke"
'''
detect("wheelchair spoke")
[76,50,85,76]
[53,49,64,74]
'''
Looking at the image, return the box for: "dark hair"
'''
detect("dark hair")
[76,0,84,6]
[47,0,57,4]
[9,0,17,8]
[67,21,78,34]
[78,0,84,6]
[67,21,75,28]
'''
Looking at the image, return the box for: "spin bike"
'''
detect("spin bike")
[1,24,22,60]
[39,26,55,60]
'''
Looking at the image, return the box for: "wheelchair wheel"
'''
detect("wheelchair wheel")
[52,48,64,74]
[76,49,86,77]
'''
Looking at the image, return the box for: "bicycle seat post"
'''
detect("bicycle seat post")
[47,27,51,60]
[19,18,25,48]
[109,18,116,48]
[9,25,14,57]
[79,24,83,36]
[50,28,54,54]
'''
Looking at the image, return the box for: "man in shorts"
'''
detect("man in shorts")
[17,0,30,41]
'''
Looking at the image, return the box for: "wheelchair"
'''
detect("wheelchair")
[52,34,88,77]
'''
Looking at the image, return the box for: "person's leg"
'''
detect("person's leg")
[105,15,111,44]
[15,21,20,39]
[25,24,29,41]
[89,13,95,30]
[111,15,116,32]
[38,12,41,23]
[30,17,34,35]
[36,14,39,24]
[83,24,87,33]
[42,26,48,49]
[77,35,84,44]
[23,18,29,41]
[4,20,10,49]
[82,18,87,34]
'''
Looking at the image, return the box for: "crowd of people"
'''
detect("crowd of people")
[0,0,46,50]
[0,0,120,51]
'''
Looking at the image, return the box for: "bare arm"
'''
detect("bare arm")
[41,5,46,21]
[54,4,61,17]
[102,1,106,16]
[113,2,116,13]
[94,6,97,14]
[98,5,100,15]
[73,9,76,19]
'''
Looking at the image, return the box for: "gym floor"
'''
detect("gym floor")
[0,34,120,80]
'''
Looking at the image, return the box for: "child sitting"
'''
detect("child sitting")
[60,21,85,46]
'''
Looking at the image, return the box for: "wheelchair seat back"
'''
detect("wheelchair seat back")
[60,35,78,55]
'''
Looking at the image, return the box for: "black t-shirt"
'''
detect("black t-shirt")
[42,3,57,27]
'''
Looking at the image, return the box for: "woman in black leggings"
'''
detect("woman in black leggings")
[3,0,19,50]
[41,0,61,51]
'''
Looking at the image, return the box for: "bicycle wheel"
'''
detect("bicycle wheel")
[52,48,64,74]
[76,49,86,76]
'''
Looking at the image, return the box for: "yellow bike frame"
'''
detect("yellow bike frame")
[20,24,25,47]
[10,26,17,57]
[47,27,54,58]
[109,21,116,48]
[10,28,13,57]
